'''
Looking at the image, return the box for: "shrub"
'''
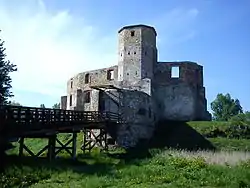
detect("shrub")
[188,120,250,139]
[229,112,250,126]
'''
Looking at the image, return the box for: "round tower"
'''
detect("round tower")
[117,24,157,82]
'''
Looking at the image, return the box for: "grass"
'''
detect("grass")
[187,121,231,137]
[2,149,250,188]
[188,121,230,130]
[164,149,250,165]
[188,121,250,138]
[209,137,250,151]
[2,121,250,187]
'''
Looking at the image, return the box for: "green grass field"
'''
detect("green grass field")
[2,121,250,188]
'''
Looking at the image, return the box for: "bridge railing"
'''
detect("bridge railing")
[0,105,121,134]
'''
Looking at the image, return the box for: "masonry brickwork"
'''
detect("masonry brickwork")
[61,24,211,149]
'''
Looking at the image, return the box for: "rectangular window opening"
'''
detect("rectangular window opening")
[69,95,72,106]
[171,66,180,78]
[131,31,135,37]
[107,70,114,80]
[84,91,91,103]
[85,73,90,84]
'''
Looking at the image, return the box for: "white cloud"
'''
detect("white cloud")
[0,0,117,97]
[0,0,200,102]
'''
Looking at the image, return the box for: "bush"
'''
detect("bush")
[229,112,250,126]
[188,120,250,139]
[205,125,250,139]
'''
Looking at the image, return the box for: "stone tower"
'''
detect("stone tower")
[117,25,158,82]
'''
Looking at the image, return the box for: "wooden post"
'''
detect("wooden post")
[72,132,77,160]
[19,137,24,157]
[47,135,56,161]
[81,128,109,153]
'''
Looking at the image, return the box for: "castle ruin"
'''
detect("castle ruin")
[61,24,211,149]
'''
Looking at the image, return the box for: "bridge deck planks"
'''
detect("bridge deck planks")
[0,105,121,137]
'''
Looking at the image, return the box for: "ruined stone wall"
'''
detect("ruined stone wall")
[60,96,67,110]
[154,83,197,121]
[153,61,210,121]
[100,88,155,148]
[154,61,203,86]
[60,24,212,150]
[66,65,118,110]
[117,78,152,96]
[117,25,157,83]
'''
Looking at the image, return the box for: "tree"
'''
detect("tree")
[40,104,45,108]
[0,30,17,105]
[211,93,243,121]
[52,103,60,109]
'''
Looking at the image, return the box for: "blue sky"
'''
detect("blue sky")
[0,0,249,112]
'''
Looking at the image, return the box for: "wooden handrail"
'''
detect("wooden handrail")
[0,105,122,136]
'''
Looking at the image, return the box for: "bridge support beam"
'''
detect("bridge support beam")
[54,132,78,160]
[18,132,78,160]
[81,128,108,153]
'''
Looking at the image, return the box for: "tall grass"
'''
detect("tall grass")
[160,149,250,165]
[2,122,250,188]
[2,149,250,188]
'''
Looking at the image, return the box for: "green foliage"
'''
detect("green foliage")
[188,121,250,139]
[229,111,250,126]
[188,121,230,135]
[3,121,250,187]
[52,103,60,109]
[209,138,250,151]
[0,166,51,188]
[211,93,243,121]
[0,30,17,105]
[205,125,250,139]
[165,156,207,170]
[239,159,250,169]
[2,151,250,188]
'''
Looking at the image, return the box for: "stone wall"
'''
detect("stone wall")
[154,83,197,121]
[153,61,211,121]
[60,96,67,110]
[60,24,212,150]
[66,65,118,110]
[154,61,203,86]
[117,78,152,96]
[100,88,155,148]
[118,25,157,82]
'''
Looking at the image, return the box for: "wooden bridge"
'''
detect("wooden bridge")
[0,105,122,160]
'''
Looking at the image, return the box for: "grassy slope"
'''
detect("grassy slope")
[187,121,230,133]
[188,121,250,151]
[2,121,250,188]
